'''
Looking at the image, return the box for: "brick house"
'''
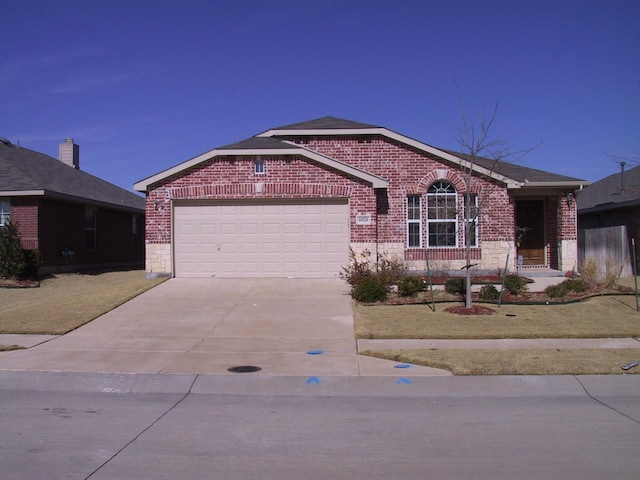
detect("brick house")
[134,117,588,278]
[0,138,145,274]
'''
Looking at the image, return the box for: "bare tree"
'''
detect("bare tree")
[454,95,537,309]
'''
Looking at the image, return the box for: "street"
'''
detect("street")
[1,372,638,479]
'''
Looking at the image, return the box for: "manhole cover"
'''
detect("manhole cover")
[227,365,262,373]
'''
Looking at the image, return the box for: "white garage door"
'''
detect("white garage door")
[174,199,349,278]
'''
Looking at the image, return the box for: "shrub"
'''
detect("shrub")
[374,253,406,287]
[564,278,587,293]
[0,221,26,278]
[397,276,425,297]
[546,278,588,298]
[21,249,42,279]
[444,277,466,294]
[339,248,373,288]
[353,277,387,302]
[602,257,623,289]
[545,283,569,298]
[479,284,500,301]
[340,249,406,298]
[581,258,598,284]
[503,274,528,295]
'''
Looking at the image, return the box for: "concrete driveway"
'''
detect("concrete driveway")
[0,278,449,377]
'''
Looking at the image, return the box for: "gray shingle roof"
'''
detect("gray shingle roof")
[271,116,382,130]
[444,149,586,184]
[0,140,144,212]
[218,136,298,150]
[577,164,640,212]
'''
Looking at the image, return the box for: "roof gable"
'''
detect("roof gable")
[134,137,388,191]
[0,141,144,212]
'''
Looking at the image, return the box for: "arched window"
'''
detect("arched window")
[427,181,457,247]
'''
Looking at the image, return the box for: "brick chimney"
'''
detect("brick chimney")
[59,138,80,169]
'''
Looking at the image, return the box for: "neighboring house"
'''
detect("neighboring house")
[0,137,145,274]
[134,117,588,278]
[577,164,640,277]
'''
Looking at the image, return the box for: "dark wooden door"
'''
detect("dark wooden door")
[515,200,545,265]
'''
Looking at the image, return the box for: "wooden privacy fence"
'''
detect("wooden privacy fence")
[578,225,635,278]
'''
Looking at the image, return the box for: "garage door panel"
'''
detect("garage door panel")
[174,200,348,277]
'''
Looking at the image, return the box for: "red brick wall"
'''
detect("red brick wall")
[9,197,39,249]
[10,197,143,269]
[145,136,562,267]
[284,136,514,244]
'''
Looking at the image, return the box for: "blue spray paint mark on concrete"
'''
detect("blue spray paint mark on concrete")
[307,350,324,355]
[397,377,412,385]
[394,363,412,369]
[306,376,321,384]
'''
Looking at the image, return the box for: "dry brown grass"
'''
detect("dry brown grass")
[0,270,167,335]
[357,285,640,375]
[361,349,640,375]
[354,295,640,339]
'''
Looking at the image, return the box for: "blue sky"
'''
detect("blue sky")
[2,0,639,192]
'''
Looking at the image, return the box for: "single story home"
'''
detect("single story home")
[134,117,588,278]
[0,137,145,274]
[577,163,640,277]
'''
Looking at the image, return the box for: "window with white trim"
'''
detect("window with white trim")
[427,181,457,247]
[407,195,422,247]
[0,199,9,227]
[254,159,265,174]
[463,193,479,247]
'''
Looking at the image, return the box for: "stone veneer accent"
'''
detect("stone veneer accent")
[146,243,171,274]
[559,239,578,272]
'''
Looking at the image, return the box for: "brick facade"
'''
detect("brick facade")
[9,197,144,273]
[143,132,579,275]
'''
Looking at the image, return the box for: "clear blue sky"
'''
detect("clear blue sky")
[2,0,639,192]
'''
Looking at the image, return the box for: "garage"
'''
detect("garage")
[173,199,349,278]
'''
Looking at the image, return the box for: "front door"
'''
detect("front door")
[515,200,546,265]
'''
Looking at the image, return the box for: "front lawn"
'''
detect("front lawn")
[354,295,640,339]
[0,270,167,335]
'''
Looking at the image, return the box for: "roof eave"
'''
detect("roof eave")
[518,181,591,189]
[0,190,46,196]
[1,189,144,213]
[579,198,640,214]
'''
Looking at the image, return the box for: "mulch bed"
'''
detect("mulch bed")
[0,278,40,288]
[374,280,634,308]
[444,305,497,315]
